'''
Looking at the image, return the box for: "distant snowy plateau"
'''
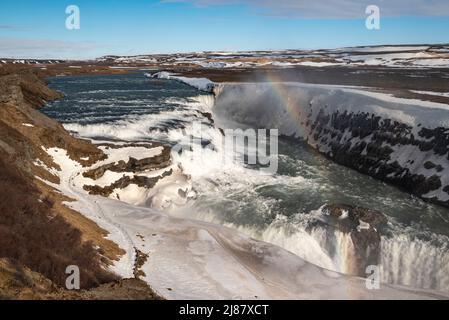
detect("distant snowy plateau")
[93,44,449,69]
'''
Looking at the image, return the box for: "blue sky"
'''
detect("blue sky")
[0,0,449,59]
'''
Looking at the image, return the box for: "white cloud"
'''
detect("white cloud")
[162,0,449,18]
[0,38,99,59]
[0,25,17,29]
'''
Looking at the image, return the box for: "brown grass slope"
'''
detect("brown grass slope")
[0,65,158,299]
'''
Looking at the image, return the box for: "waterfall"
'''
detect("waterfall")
[380,235,449,292]
[303,227,449,292]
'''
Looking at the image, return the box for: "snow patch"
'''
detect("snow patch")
[34,146,444,299]
[147,72,215,92]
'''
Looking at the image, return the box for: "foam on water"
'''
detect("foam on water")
[42,74,449,293]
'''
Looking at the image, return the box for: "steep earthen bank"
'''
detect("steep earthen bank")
[0,66,159,299]
[0,258,161,300]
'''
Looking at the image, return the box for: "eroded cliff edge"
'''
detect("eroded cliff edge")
[213,82,449,208]
[0,67,160,299]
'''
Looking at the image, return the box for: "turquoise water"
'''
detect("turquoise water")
[42,73,449,292]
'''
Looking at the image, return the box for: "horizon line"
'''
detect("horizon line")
[1,41,449,61]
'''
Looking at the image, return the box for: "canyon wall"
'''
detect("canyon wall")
[213,83,449,207]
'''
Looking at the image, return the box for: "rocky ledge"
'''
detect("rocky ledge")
[83,143,171,180]
[82,143,174,198]
[321,203,387,276]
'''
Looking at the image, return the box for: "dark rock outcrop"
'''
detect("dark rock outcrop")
[83,145,171,180]
[322,203,387,276]
[307,109,449,207]
[84,169,173,197]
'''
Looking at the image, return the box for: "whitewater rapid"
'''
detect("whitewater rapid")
[43,73,449,294]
